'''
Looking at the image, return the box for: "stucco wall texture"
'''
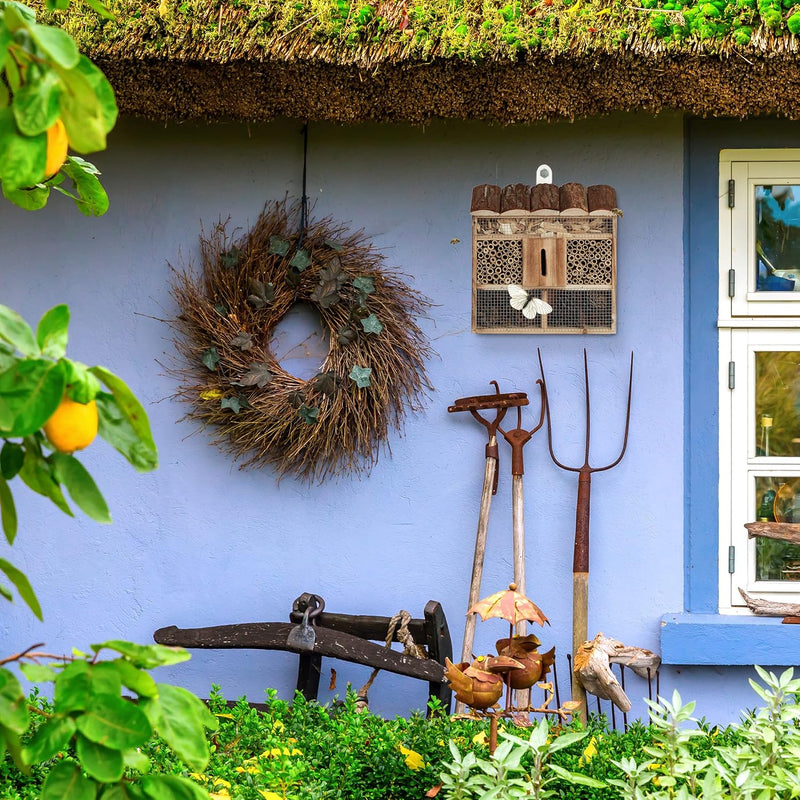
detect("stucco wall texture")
[1,111,738,723]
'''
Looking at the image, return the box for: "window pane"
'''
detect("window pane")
[755,351,800,457]
[756,185,800,291]
[754,476,800,581]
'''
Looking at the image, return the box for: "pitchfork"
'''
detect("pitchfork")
[537,349,633,722]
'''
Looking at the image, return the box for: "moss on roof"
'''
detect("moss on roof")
[34,0,800,122]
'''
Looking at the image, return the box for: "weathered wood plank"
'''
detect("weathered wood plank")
[288,609,428,642]
[154,622,446,682]
[739,588,800,616]
[745,521,800,544]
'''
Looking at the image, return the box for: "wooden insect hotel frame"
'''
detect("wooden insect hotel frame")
[471,182,619,334]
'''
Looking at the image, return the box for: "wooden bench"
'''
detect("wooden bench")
[154,593,452,713]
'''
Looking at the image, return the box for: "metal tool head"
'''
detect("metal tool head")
[448,391,528,414]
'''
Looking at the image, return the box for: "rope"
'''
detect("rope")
[356,610,427,712]
[297,122,309,249]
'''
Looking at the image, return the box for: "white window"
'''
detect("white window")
[719,150,800,611]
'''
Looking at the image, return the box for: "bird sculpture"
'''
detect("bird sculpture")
[444,655,523,711]
[495,635,556,690]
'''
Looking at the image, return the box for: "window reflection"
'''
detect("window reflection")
[754,476,800,580]
[756,185,800,291]
[755,351,800,457]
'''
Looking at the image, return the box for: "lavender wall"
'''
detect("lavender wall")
[0,111,737,722]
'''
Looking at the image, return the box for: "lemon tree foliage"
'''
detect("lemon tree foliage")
[0,302,158,616]
[0,0,116,214]
[0,641,217,800]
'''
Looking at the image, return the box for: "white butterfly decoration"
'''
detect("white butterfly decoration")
[507,285,553,320]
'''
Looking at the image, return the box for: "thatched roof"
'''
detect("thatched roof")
[42,0,800,123]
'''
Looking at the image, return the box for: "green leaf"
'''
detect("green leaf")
[201,348,219,371]
[0,303,38,356]
[353,276,375,296]
[0,26,11,68]
[1,722,24,772]
[0,558,41,619]
[30,23,79,68]
[71,54,118,133]
[50,452,111,523]
[141,775,209,800]
[360,313,383,335]
[89,366,156,456]
[96,393,158,473]
[62,156,109,216]
[324,238,343,252]
[349,365,372,388]
[37,304,69,358]
[12,69,62,136]
[62,359,101,404]
[298,405,319,425]
[74,694,151,750]
[19,448,73,516]
[0,107,46,191]
[234,362,272,389]
[57,63,105,154]
[92,641,190,669]
[246,278,274,310]
[0,475,17,544]
[19,662,57,682]
[80,0,116,20]
[76,733,124,782]
[104,783,147,800]
[22,716,76,763]
[3,3,37,27]
[548,763,606,788]
[0,668,29,733]
[337,326,357,346]
[220,397,241,414]
[0,357,65,436]
[268,235,290,256]
[121,746,151,773]
[312,371,339,397]
[290,248,311,271]
[55,660,90,714]
[0,441,23,479]
[88,662,122,698]
[143,684,217,770]
[3,182,49,210]
[41,760,96,800]
[111,659,157,699]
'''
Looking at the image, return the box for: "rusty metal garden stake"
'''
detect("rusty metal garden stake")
[538,349,633,722]
[448,384,528,714]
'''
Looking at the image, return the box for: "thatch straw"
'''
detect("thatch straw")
[170,201,432,482]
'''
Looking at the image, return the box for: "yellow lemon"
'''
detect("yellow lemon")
[43,395,98,453]
[44,119,69,179]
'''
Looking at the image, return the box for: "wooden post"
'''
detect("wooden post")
[455,452,497,714]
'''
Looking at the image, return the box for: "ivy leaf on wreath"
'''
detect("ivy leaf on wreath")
[360,314,383,335]
[353,276,375,307]
[220,246,240,270]
[290,249,311,271]
[202,348,220,371]
[298,405,320,425]
[234,363,273,389]
[312,371,339,397]
[221,397,243,413]
[324,239,344,252]
[247,279,275,310]
[285,267,302,288]
[269,235,290,256]
[310,258,348,309]
[230,332,253,351]
[288,390,305,409]
[214,302,229,318]
[337,327,357,346]
[349,365,372,389]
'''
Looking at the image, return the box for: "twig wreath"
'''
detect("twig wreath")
[170,200,432,482]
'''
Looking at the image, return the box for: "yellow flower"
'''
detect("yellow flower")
[472,731,488,746]
[210,792,230,800]
[235,765,260,774]
[215,712,234,719]
[200,388,224,400]
[579,736,598,766]
[189,773,207,783]
[398,745,425,771]
[210,778,231,789]
[259,747,302,758]
[272,719,285,732]
[258,792,283,800]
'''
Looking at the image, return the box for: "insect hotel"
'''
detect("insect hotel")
[471,181,619,334]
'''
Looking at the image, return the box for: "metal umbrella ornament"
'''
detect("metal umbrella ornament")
[468,583,549,711]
